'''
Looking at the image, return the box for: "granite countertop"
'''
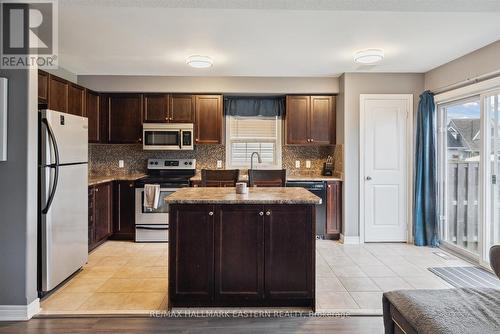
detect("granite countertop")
[165,187,322,205]
[189,171,342,182]
[88,173,146,186]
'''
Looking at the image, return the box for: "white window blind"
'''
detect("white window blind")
[226,116,282,168]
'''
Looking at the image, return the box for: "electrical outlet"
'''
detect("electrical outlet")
[305,160,311,169]
[295,160,301,168]
[216,160,223,169]
[118,160,124,168]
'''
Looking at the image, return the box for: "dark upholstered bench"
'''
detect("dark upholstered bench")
[382,246,500,334]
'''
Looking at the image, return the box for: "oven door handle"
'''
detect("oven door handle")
[136,225,169,230]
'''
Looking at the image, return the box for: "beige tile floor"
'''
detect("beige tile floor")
[315,240,471,314]
[40,239,470,315]
[40,241,168,315]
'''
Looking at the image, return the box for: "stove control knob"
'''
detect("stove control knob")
[189,162,193,165]
[184,162,188,165]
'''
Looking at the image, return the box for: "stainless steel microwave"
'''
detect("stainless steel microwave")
[143,123,194,150]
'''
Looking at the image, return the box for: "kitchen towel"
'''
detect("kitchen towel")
[143,184,161,209]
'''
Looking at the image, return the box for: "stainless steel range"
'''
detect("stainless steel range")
[135,158,196,242]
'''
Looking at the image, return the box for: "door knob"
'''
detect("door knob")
[366,176,372,180]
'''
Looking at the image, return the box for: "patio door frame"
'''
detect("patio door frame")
[436,76,500,268]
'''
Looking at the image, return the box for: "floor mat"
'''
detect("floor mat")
[429,266,500,288]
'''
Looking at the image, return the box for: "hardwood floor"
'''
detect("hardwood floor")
[0,316,383,334]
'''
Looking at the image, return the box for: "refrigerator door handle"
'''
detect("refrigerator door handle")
[41,118,60,214]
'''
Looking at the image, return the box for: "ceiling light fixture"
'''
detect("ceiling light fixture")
[354,49,384,64]
[186,55,213,68]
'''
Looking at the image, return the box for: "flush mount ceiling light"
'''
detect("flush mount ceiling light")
[354,49,384,64]
[186,55,213,68]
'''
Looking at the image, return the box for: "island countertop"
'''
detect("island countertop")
[165,187,321,205]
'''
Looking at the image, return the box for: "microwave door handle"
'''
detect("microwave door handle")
[179,130,182,149]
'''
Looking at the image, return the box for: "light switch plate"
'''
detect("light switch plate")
[118,160,124,168]
[295,160,300,168]
[305,160,311,169]
[217,160,223,169]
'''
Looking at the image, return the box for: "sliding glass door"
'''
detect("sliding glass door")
[438,88,500,267]
[485,91,500,265]
[438,97,481,257]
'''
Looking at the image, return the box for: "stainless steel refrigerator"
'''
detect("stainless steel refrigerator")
[39,109,88,294]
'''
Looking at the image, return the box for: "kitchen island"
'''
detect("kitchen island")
[165,187,321,310]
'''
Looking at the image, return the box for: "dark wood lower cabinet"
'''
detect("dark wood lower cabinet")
[326,181,342,238]
[169,204,315,309]
[264,205,314,302]
[215,205,264,303]
[88,182,113,251]
[111,181,136,240]
[169,205,215,306]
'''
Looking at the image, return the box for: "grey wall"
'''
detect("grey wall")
[340,73,425,238]
[77,75,339,94]
[424,40,500,92]
[45,66,77,84]
[0,68,38,306]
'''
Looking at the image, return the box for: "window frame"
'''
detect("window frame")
[225,115,283,169]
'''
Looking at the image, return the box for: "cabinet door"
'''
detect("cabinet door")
[38,70,49,103]
[144,94,169,123]
[48,75,68,113]
[68,83,85,116]
[326,181,342,236]
[86,90,100,143]
[108,94,143,143]
[169,204,214,306]
[170,95,195,123]
[264,205,314,300]
[99,94,110,143]
[215,205,264,304]
[285,96,310,144]
[88,187,96,251]
[309,96,333,145]
[94,182,112,242]
[195,95,222,144]
[112,181,136,240]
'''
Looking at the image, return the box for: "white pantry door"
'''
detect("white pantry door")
[361,95,411,242]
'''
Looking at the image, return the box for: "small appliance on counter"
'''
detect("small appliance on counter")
[323,155,334,176]
[135,158,196,242]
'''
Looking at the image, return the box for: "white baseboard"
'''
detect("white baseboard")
[340,234,360,244]
[0,298,40,321]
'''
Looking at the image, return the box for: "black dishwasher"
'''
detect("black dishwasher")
[286,181,327,238]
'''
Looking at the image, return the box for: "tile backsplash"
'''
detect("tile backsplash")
[89,144,343,177]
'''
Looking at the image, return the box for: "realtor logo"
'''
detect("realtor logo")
[1,0,58,69]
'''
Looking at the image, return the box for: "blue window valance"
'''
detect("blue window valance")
[224,96,284,117]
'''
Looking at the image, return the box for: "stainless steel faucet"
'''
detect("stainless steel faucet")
[250,151,262,171]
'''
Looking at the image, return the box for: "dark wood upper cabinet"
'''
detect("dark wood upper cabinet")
[285,96,310,144]
[215,205,264,303]
[195,95,222,144]
[93,182,113,244]
[67,83,85,116]
[99,94,110,144]
[144,93,170,123]
[326,181,342,236]
[310,96,334,145]
[285,95,336,145]
[169,205,215,306]
[106,93,143,144]
[264,205,313,300]
[48,75,68,113]
[170,94,195,123]
[112,181,136,240]
[86,90,100,143]
[38,70,49,103]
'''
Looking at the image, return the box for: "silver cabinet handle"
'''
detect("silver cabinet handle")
[266,211,271,216]
[208,211,214,216]
[259,212,264,216]
[366,176,372,180]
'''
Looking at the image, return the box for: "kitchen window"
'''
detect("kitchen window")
[225,115,282,169]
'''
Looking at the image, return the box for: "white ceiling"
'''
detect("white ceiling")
[58,0,500,76]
